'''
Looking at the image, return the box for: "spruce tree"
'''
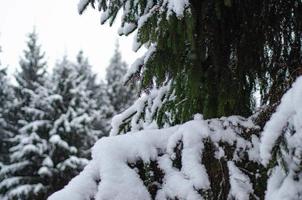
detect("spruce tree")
[106,43,137,114]
[47,54,100,194]
[0,47,15,166]
[93,80,114,136]
[79,0,302,123]
[0,69,14,165]
[74,1,302,200]
[16,30,46,91]
[0,31,51,200]
[74,50,112,135]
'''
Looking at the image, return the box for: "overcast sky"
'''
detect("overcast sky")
[0,0,141,79]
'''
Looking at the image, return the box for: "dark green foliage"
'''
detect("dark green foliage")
[129,159,164,199]
[80,0,302,125]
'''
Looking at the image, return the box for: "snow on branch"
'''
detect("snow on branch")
[228,161,254,200]
[48,161,100,200]
[110,80,172,136]
[260,76,302,165]
[124,44,157,83]
[259,76,302,199]
[78,0,93,15]
[49,115,260,200]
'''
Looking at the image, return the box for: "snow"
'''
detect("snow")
[118,22,137,36]
[123,57,144,84]
[95,0,190,25]
[6,184,44,199]
[48,161,100,200]
[70,2,302,197]
[19,120,50,134]
[166,0,189,17]
[46,94,63,102]
[46,76,302,199]
[10,143,42,161]
[49,134,78,154]
[157,154,204,200]
[0,32,105,199]
[228,161,253,200]
[8,132,47,164]
[21,107,45,118]
[132,34,142,52]
[100,10,110,25]
[49,135,70,150]
[78,0,90,15]
[259,76,302,199]
[57,156,89,171]
[166,114,210,191]
[0,177,22,191]
[124,44,157,83]
[265,166,302,200]
[248,134,261,162]
[42,157,54,167]
[260,77,302,165]
[0,161,31,175]
[110,80,171,136]
[38,166,52,176]
[49,114,259,200]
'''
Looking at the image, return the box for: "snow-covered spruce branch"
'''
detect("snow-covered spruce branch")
[110,81,172,136]
[49,114,262,200]
[259,76,302,200]
[49,75,302,200]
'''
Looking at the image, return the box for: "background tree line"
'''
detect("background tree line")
[0,30,136,199]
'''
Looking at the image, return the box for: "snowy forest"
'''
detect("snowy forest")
[1,0,302,200]
[0,30,137,199]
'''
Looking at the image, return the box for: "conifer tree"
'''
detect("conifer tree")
[47,54,100,194]
[79,0,302,123]
[106,43,137,114]
[16,30,46,91]
[0,31,51,200]
[75,1,302,200]
[93,80,114,136]
[74,50,113,135]
[0,47,14,165]
[0,69,14,165]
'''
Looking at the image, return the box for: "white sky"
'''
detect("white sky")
[0,0,141,79]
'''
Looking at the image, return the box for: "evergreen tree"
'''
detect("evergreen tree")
[47,54,100,194]
[79,0,302,123]
[74,1,302,200]
[93,80,114,136]
[0,31,51,200]
[0,46,105,199]
[259,77,302,200]
[75,50,113,135]
[0,47,15,165]
[106,42,137,114]
[16,30,46,91]
[0,68,14,165]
